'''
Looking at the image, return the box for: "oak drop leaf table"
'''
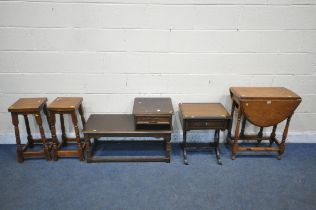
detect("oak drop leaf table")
[83,114,172,163]
[228,87,301,160]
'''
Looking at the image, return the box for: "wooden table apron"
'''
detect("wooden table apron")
[84,132,171,163]
[227,87,301,160]
[181,118,227,165]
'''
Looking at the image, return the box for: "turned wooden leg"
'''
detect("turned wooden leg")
[226,99,235,146]
[43,104,50,129]
[269,125,277,146]
[35,112,50,160]
[79,104,86,127]
[232,107,242,160]
[23,114,34,147]
[71,111,84,161]
[78,104,86,149]
[214,130,222,165]
[165,135,171,163]
[182,128,188,165]
[239,117,247,138]
[257,127,264,145]
[43,104,52,150]
[49,112,58,161]
[278,116,292,160]
[60,114,67,145]
[11,113,23,163]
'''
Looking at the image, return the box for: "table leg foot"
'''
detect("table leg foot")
[215,148,222,165]
[182,144,189,165]
[231,154,236,160]
[17,145,24,163]
[256,140,262,146]
[277,155,282,160]
[184,158,189,165]
[217,159,222,165]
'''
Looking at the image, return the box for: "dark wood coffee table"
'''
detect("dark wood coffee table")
[179,103,231,165]
[83,114,171,163]
[228,87,302,160]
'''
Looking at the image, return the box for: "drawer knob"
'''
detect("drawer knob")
[151,118,158,123]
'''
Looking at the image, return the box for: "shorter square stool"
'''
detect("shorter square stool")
[179,103,231,165]
[8,98,51,162]
[48,97,86,161]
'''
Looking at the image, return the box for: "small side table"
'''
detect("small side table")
[179,103,231,165]
[8,98,51,162]
[133,97,174,130]
[48,97,86,161]
[228,87,301,160]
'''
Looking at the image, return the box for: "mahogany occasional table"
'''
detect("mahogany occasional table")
[179,103,231,165]
[83,114,172,163]
[228,87,301,160]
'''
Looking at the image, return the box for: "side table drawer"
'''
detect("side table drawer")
[135,116,171,125]
[188,119,227,129]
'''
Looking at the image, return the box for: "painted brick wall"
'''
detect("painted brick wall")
[0,0,316,143]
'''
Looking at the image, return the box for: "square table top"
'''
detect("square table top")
[230,87,301,100]
[8,97,47,112]
[179,103,231,119]
[48,97,83,111]
[133,97,174,115]
[83,114,171,134]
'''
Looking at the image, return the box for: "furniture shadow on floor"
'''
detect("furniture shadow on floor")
[92,141,166,157]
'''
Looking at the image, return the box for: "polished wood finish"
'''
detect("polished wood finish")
[179,103,231,165]
[48,97,85,161]
[8,98,51,162]
[47,97,83,111]
[8,98,48,113]
[133,98,174,130]
[228,87,302,160]
[83,114,172,163]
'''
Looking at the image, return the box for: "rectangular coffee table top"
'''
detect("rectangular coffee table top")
[83,114,172,134]
[230,87,301,100]
[133,98,174,115]
[179,103,230,119]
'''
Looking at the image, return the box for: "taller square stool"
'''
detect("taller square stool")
[179,103,231,165]
[228,87,301,160]
[48,97,86,161]
[8,98,51,162]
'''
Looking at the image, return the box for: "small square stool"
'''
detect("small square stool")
[48,97,86,161]
[179,103,231,165]
[8,98,51,162]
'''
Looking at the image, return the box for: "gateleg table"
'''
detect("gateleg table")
[228,87,301,160]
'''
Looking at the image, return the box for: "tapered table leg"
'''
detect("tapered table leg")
[182,129,188,165]
[214,130,222,165]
